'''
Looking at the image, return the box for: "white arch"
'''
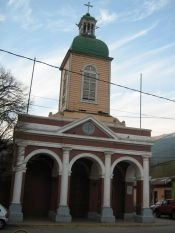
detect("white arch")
[69,153,105,176]
[24,149,62,172]
[111,156,143,179]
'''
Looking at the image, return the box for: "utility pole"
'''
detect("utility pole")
[27,58,36,114]
[140,73,142,129]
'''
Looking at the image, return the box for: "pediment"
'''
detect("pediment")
[58,116,117,139]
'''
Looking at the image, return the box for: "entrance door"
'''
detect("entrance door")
[23,155,52,218]
[112,162,128,219]
[69,160,90,218]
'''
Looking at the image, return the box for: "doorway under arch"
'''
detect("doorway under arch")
[23,154,54,219]
[112,161,128,219]
[69,157,102,220]
[112,160,140,220]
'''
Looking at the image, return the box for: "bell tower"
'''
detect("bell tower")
[58,3,113,119]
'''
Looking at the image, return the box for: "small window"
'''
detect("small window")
[61,70,68,106]
[82,65,97,102]
[164,190,171,199]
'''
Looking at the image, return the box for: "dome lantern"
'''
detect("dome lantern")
[78,2,97,38]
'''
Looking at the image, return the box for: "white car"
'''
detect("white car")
[0,204,8,229]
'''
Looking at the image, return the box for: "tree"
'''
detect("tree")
[0,66,27,206]
[0,66,27,141]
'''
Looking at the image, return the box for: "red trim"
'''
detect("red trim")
[16,132,151,152]
[18,114,151,136]
[18,114,70,126]
[109,126,151,136]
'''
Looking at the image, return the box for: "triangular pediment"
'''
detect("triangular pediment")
[58,115,118,139]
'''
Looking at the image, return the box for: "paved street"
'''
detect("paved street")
[1,218,175,233]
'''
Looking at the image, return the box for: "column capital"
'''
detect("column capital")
[136,176,144,181]
[17,145,26,157]
[13,163,26,173]
[104,151,113,156]
[142,155,151,159]
[62,147,72,152]
[14,145,26,173]
[16,141,26,148]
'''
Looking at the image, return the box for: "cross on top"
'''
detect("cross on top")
[84,2,93,13]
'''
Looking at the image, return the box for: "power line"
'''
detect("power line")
[30,103,175,120]
[28,94,175,120]
[31,95,58,102]
[30,103,56,109]
[0,48,59,69]
[1,48,175,103]
[111,109,175,120]
[63,67,175,103]
[29,95,175,120]
[114,115,175,120]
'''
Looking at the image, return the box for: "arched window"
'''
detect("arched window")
[82,65,97,102]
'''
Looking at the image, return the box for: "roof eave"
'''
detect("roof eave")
[70,49,113,61]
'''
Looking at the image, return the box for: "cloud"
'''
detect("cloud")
[110,90,175,136]
[97,9,117,25]
[115,0,170,22]
[140,0,169,18]
[109,23,157,51]
[131,0,170,21]
[7,0,41,30]
[46,19,74,32]
[0,14,5,22]
[111,42,175,83]
[1,47,67,116]
[43,5,78,32]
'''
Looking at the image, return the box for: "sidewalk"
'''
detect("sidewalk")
[10,217,175,228]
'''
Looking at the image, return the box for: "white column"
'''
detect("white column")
[9,145,26,223]
[103,152,112,207]
[143,156,150,208]
[12,146,26,204]
[55,147,72,222]
[135,156,154,223]
[59,147,70,206]
[100,151,115,223]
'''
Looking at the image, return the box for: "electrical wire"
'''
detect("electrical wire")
[29,102,175,120]
[31,95,58,102]
[1,48,175,103]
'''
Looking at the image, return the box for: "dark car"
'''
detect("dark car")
[154,199,175,219]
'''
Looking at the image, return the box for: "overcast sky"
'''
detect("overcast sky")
[0,0,175,136]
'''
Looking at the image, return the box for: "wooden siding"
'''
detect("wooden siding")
[65,53,111,114]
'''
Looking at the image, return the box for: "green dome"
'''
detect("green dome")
[70,35,109,58]
[80,13,96,21]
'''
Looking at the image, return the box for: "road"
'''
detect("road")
[1,218,175,233]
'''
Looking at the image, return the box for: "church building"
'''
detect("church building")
[9,4,154,223]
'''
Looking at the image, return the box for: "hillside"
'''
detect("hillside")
[151,133,175,165]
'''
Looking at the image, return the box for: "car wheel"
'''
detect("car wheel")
[172,212,175,219]
[0,219,5,229]
[155,211,161,218]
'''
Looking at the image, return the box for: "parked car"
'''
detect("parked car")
[154,199,175,219]
[0,204,8,229]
